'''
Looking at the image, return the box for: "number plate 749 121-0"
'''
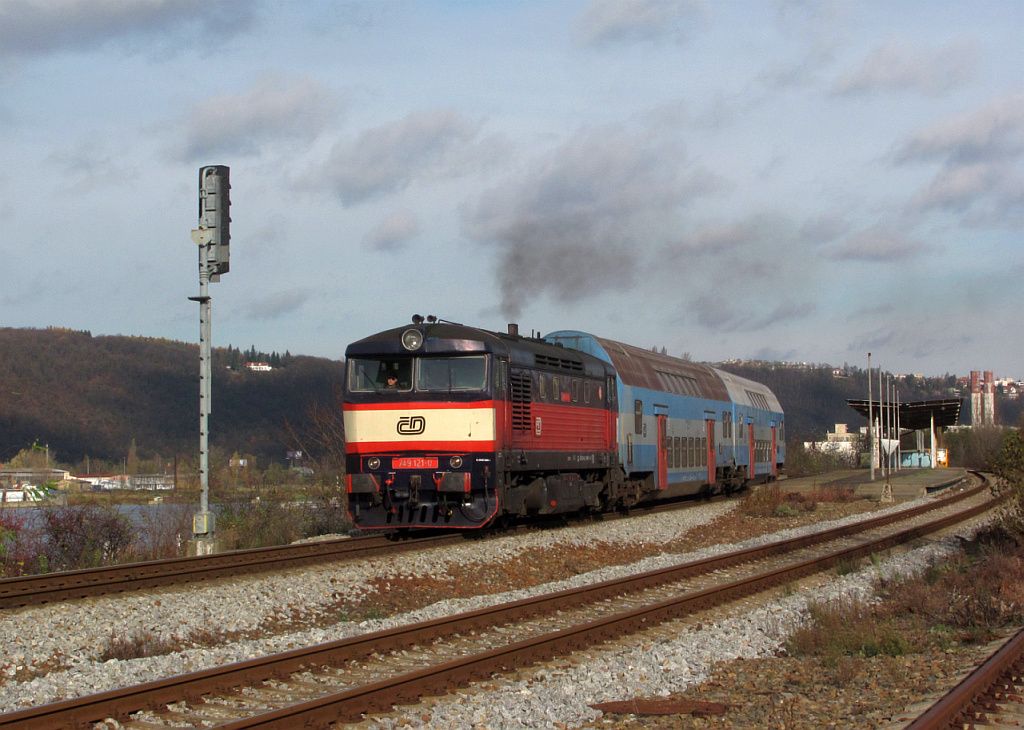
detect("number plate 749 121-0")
[392,457,438,469]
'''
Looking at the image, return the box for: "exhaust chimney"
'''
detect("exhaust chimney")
[507,323,519,337]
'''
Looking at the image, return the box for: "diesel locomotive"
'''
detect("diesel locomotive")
[343,319,785,530]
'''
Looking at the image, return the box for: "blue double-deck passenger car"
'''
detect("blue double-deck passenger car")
[546,331,784,499]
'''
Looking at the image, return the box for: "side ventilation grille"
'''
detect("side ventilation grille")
[534,354,583,372]
[510,370,531,432]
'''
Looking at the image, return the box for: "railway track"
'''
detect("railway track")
[0,533,461,610]
[0,475,996,728]
[0,494,727,610]
[906,626,1024,729]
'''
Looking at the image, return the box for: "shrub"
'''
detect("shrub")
[740,485,818,518]
[740,485,784,517]
[809,485,858,504]
[785,598,918,666]
[99,630,183,661]
[38,504,133,572]
[125,502,193,562]
[0,508,38,577]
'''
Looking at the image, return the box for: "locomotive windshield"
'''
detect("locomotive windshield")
[347,355,487,393]
[416,356,487,391]
[348,358,413,392]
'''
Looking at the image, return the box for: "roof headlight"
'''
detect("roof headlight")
[401,329,424,351]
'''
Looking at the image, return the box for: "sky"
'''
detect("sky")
[1,0,1021,377]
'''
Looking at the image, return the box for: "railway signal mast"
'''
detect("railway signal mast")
[188,165,230,554]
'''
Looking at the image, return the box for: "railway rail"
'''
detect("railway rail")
[0,533,460,610]
[0,475,996,728]
[0,494,725,610]
[907,625,1024,729]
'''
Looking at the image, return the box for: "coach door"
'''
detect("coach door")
[656,413,668,490]
[705,417,716,485]
[771,424,778,477]
[748,422,756,479]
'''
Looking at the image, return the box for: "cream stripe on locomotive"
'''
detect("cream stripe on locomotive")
[343,406,497,444]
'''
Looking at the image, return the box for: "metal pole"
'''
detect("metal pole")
[896,387,901,470]
[930,411,937,469]
[887,376,893,473]
[188,165,229,554]
[884,376,892,473]
[190,256,214,541]
[199,273,210,517]
[879,367,886,477]
[868,353,874,481]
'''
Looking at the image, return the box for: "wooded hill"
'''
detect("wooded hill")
[717,361,1021,439]
[0,328,344,467]
[1,327,1016,469]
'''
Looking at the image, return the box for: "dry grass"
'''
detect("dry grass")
[786,516,1024,676]
[739,485,817,518]
[785,598,917,667]
[98,625,229,661]
[808,484,858,503]
[98,630,185,661]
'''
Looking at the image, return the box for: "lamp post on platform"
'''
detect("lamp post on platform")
[867,353,874,481]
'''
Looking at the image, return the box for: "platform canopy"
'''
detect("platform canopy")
[846,398,962,431]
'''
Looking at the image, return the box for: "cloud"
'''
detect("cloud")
[363,210,420,251]
[692,295,815,332]
[832,39,977,96]
[911,162,1007,212]
[243,289,310,321]
[759,47,834,91]
[895,94,1024,226]
[850,325,973,362]
[463,122,720,318]
[661,213,821,332]
[799,215,849,245]
[0,0,257,59]
[576,0,704,47]
[829,227,931,261]
[314,110,484,205]
[180,75,338,160]
[895,93,1024,165]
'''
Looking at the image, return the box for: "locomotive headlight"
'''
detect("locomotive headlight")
[366,457,381,471]
[401,328,423,351]
[449,455,463,469]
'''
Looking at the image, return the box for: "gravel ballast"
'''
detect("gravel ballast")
[0,491,993,726]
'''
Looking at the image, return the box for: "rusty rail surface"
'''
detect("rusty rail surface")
[0,474,992,728]
[906,626,1024,729]
[0,532,462,609]
[0,491,735,610]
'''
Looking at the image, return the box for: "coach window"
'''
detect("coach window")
[584,381,591,404]
[634,400,643,434]
[674,436,682,468]
[572,379,579,403]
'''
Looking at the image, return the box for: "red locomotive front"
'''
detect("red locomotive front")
[343,321,618,530]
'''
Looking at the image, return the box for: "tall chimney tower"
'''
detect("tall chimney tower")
[970,370,996,426]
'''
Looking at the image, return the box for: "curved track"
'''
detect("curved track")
[0,475,995,728]
[907,625,1024,729]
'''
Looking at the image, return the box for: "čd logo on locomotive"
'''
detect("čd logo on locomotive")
[396,415,427,435]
